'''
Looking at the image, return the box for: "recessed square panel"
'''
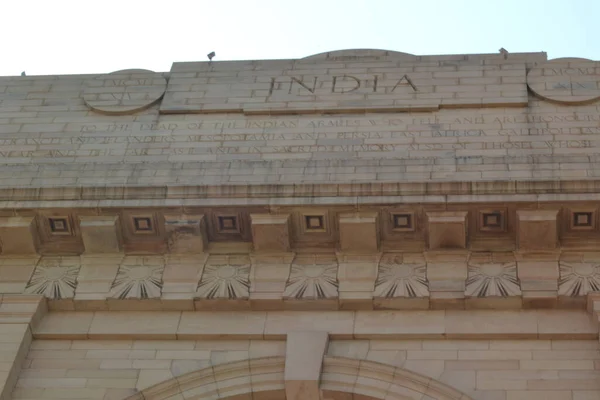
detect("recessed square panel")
[304,215,325,232]
[391,212,414,232]
[570,210,596,231]
[293,210,335,247]
[48,217,71,236]
[208,211,252,242]
[36,213,83,254]
[575,212,591,226]
[483,213,500,227]
[479,209,506,232]
[217,215,240,233]
[132,216,154,234]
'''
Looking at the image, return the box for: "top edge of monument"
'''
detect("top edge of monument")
[297,48,418,62]
[0,68,164,79]
[2,49,552,79]
[166,48,549,73]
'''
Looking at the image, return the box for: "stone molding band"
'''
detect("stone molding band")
[6,251,600,312]
[4,180,600,202]
[34,305,600,341]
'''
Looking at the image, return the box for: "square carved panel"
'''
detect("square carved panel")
[478,209,507,233]
[132,216,156,235]
[570,209,596,231]
[391,212,415,232]
[304,214,326,232]
[36,212,83,255]
[48,216,72,236]
[208,211,252,242]
[217,215,240,233]
[380,208,424,252]
[291,209,336,249]
[120,210,165,254]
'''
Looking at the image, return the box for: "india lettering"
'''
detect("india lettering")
[268,74,417,95]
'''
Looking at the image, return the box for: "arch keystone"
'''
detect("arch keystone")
[284,331,329,400]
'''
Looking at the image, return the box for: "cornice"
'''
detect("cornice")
[33,306,599,340]
[3,180,600,204]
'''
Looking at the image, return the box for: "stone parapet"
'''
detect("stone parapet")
[0,50,599,193]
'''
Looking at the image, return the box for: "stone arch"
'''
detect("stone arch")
[125,356,473,400]
[321,356,472,400]
[125,356,285,400]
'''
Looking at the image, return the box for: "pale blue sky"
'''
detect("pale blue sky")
[2,0,599,76]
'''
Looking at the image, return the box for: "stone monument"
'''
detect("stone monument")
[0,49,599,400]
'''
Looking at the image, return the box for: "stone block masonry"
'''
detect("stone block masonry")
[2,48,600,400]
[12,337,600,399]
[0,49,598,192]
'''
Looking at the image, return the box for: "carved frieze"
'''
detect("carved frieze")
[5,249,600,310]
[5,203,600,257]
[283,255,339,300]
[465,262,521,297]
[196,255,251,299]
[558,262,600,297]
[373,254,429,298]
[109,257,164,299]
[24,257,80,299]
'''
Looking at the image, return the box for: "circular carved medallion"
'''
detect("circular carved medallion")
[527,58,600,104]
[83,69,166,114]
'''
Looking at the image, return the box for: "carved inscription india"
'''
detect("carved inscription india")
[268,75,417,95]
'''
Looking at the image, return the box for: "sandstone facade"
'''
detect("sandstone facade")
[0,49,599,399]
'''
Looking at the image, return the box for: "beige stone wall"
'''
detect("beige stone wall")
[12,338,600,400]
[0,103,599,190]
[12,339,286,399]
[3,49,600,400]
[328,339,600,399]
[0,50,598,193]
